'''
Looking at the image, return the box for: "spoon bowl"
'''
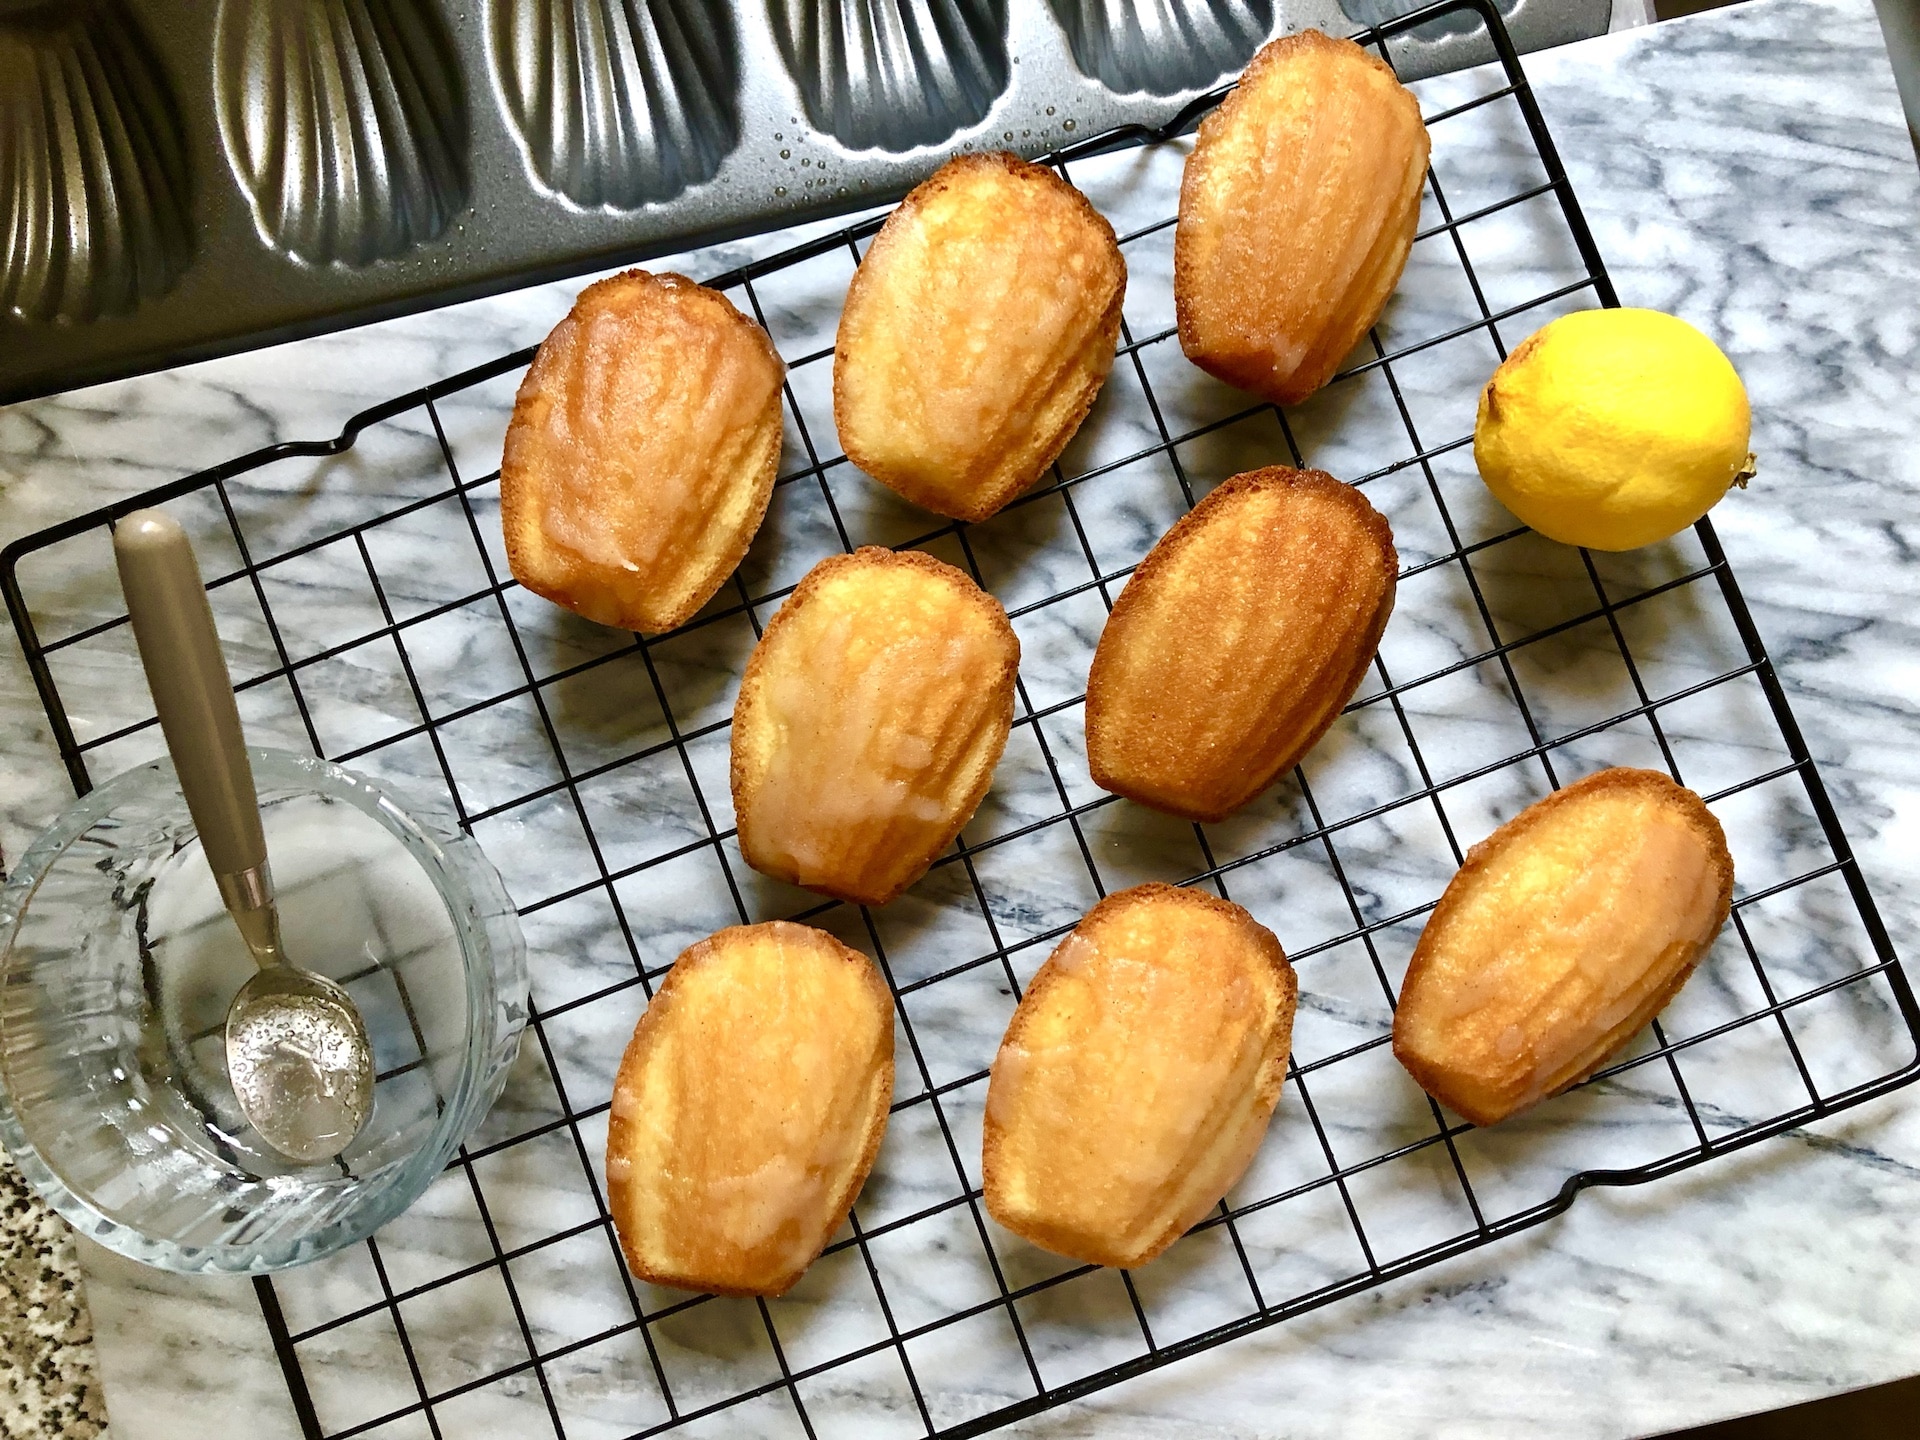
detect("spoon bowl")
[225,965,376,1165]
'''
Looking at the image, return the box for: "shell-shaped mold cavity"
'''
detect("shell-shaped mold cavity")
[1046,0,1273,96]
[215,0,469,266]
[490,0,741,210]
[0,1,192,323]
[1340,0,1519,42]
[768,0,1009,152]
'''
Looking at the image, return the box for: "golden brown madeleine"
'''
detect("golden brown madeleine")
[1085,467,1396,823]
[834,152,1126,522]
[983,884,1296,1269]
[501,269,785,634]
[606,921,894,1296]
[1174,30,1429,406]
[732,547,1020,906]
[1393,768,1734,1127]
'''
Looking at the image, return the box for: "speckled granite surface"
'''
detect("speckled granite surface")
[0,819,97,1437]
[0,1148,104,1440]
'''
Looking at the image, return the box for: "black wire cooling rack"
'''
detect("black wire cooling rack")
[7,2,1919,1436]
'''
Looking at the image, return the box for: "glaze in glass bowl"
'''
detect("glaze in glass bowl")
[0,749,527,1273]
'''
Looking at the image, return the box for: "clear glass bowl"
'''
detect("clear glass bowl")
[0,749,527,1273]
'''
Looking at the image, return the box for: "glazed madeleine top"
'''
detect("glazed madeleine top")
[1393,767,1734,1126]
[607,920,894,1296]
[732,548,1019,906]
[834,152,1126,522]
[983,883,1296,1270]
[501,269,785,633]
[1175,30,1430,406]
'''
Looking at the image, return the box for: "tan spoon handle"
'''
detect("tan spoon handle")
[114,509,266,878]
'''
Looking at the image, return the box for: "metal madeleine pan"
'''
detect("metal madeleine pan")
[0,0,1608,406]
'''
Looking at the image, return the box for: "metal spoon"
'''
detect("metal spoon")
[115,510,375,1164]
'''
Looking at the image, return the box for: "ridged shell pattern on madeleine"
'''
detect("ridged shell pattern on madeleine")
[1175,30,1429,406]
[607,921,894,1296]
[835,152,1126,522]
[984,884,1296,1269]
[732,547,1020,906]
[1086,467,1396,822]
[1393,768,1734,1127]
[501,269,785,634]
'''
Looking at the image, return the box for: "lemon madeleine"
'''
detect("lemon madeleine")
[1393,768,1734,1126]
[607,921,894,1296]
[502,269,785,634]
[732,548,1020,906]
[983,884,1296,1269]
[1175,30,1429,406]
[1085,467,1396,823]
[835,152,1126,522]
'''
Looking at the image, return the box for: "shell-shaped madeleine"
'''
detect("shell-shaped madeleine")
[0,3,192,322]
[215,0,469,265]
[1174,29,1429,406]
[1086,467,1396,823]
[769,0,1009,151]
[1047,0,1273,96]
[489,0,740,209]
[983,883,1296,1269]
[732,548,1019,906]
[608,921,894,1296]
[835,153,1126,523]
[501,269,785,634]
[1393,768,1734,1127]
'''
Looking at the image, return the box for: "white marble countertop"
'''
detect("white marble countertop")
[4,0,1919,1435]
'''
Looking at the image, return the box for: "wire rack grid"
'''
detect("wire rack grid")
[6,2,1918,1436]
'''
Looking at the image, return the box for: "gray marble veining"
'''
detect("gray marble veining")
[2,0,1919,1435]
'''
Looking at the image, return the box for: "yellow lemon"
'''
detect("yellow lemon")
[1473,308,1753,551]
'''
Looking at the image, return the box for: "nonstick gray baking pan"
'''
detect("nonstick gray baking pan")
[0,0,1609,405]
